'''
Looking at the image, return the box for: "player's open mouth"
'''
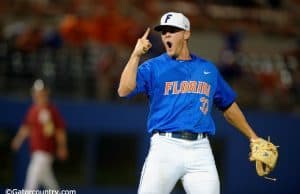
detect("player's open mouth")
[166,41,172,48]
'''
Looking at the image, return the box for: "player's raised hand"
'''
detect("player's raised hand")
[133,27,152,57]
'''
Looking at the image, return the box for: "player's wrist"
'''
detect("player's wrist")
[57,143,67,149]
[249,134,259,141]
[131,51,143,58]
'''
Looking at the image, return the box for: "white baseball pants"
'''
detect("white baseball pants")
[24,151,59,190]
[138,133,220,194]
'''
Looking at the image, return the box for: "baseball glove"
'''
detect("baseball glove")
[249,137,278,177]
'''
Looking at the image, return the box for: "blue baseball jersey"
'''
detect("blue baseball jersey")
[126,53,236,135]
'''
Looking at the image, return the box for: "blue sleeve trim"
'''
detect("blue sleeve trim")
[218,100,235,111]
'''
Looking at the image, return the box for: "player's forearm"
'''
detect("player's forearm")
[11,126,29,151]
[56,129,67,148]
[223,102,258,140]
[118,28,151,97]
[56,129,68,160]
[118,53,141,97]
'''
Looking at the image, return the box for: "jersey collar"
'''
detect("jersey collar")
[164,53,196,62]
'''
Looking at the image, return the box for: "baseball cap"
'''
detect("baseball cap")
[32,79,47,91]
[154,12,190,32]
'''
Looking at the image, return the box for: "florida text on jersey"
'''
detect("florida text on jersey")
[126,53,236,134]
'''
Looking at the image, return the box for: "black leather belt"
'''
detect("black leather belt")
[152,130,208,141]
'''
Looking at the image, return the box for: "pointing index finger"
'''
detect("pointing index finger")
[142,27,151,39]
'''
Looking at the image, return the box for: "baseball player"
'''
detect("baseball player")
[11,79,68,190]
[118,12,262,194]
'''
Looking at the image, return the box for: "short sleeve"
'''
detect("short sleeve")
[213,71,236,111]
[51,106,66,130]
[126,62,152,98]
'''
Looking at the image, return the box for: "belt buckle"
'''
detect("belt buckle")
[177,131,197,141]
[181,131,191,139]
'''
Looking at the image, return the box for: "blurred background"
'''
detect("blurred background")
[0,0,299,193]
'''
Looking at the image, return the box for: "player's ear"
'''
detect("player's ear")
[184,31,191,40]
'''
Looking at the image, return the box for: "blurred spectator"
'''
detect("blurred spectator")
[95,46,122,100]
[0,0,298,112]
[58,3,144,47]
[59,14,88,48]
[284,38,300,62]
[15,23,43,53]
[3,21,27,42]
[43,27,63,49]
[218,30,243,82]
[290,66,300,111]
[284,39,300,110]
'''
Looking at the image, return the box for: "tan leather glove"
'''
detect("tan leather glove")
[249,137,278,176]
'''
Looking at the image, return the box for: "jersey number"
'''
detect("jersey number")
[200,97,209,115]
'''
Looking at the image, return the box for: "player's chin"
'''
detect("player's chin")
[167,51,178,59]
[168,53,178,59]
